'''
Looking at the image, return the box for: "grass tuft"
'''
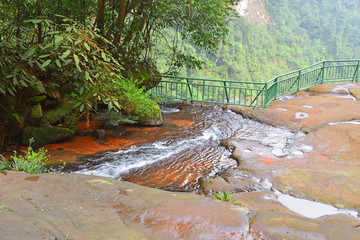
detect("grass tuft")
[0,138,65,174]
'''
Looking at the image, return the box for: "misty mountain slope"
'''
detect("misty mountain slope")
[163,0,360,82]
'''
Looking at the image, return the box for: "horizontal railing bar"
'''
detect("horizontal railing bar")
[155,75,266,85]
[150,60,360,108]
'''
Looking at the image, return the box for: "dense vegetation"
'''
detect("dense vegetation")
[0,0,237,114]
[0,0,238,148]
[176,0,360,82]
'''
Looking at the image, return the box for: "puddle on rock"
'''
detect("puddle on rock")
[261,179,359,220]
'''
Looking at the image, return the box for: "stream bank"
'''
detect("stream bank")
[1,83,360,239]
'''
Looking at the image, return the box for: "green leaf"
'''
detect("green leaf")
[85,71,90,80]
[73,54,81,72]
[101,52,107,61]
[55,60,61,68]
[73,54,80,65]
[84,42,90,51]
[61,50,71,59]
[21,48,36,60]
[39,54,51,58]
[24,19,42,24]
[41,59,52,68]
[54,36,63,49]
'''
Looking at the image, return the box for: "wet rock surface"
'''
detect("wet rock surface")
[0,171,252,240]
[215,83,360,238]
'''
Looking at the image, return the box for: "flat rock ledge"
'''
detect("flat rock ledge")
[0,171,251,240]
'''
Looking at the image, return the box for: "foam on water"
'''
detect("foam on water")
[278,95,302,101]
[233,118,294,154]
[275,108,288,111]
[295,112,310,120]
[302,105,314,109]
[76,128,221,179]
[327,120,360,126]
[161,107,181,113]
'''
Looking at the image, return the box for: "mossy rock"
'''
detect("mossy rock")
[63,116,78,132]
[137,104,163,126]
[8,113,25,138]
[42,102,75,125]
[29,95,46,103]
[21,126,75,147]
[29,104,43,126]
[24,82,46,96]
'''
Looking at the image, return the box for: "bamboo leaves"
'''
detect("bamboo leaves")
[61,50,71,59]
[41,59,52,68]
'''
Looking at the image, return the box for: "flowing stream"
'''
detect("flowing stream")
[72,104,294,191]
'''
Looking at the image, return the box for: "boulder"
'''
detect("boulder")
[29,104,43,126]
[8,113,25,137]
[42,101,74,125]
[21,126,75,147]
[92,129,106,139]
[137,104,163,126]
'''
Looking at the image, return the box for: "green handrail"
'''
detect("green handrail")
[149,60,360,108]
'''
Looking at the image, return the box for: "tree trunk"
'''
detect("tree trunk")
[113,0,128,43]
[95,0,106,35]
[36,0,42,43]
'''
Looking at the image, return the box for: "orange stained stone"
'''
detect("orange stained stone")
[45,136,106,155]
[304,153,329,160]
[44,136,136,156]
[169,119,194,127]
[104,138,137,149]
[77,120,104,131]
[124,126,156,132]
[262,158,279,165]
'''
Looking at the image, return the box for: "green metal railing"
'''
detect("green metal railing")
[148,60,360,108]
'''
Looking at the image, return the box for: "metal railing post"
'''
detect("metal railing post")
[223,81,229,103]
[297,71,301,92]
[201,79,205,104]
[321,61,325,84]
[263,82,268,108]
[358,61,360,82]
[186,78,193,99]
[353,61,360,82]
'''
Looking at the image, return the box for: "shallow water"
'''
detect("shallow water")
[261,179,359,219]
[71,104,294,191]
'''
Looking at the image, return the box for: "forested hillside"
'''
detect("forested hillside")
[168,0,360,82]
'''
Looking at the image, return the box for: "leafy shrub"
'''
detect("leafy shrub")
[0,141,50,174]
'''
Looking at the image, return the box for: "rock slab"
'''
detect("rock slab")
[0,171,250,240]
